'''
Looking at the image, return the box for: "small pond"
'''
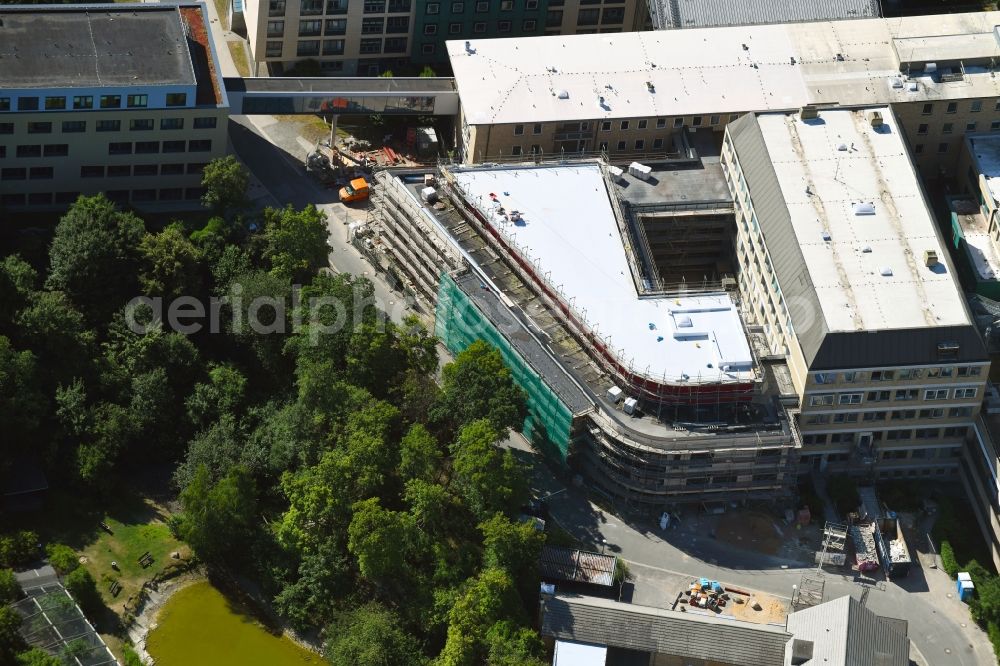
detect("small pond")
[146,581,320,665]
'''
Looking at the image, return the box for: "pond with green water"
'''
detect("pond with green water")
[146,581,320,665]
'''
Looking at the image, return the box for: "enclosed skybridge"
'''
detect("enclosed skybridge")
[223,77,459,116]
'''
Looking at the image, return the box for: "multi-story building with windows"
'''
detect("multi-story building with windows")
[0,4,229,211]
[447,11,1000,167]
[722,105,990,482]
[242,0,643,74]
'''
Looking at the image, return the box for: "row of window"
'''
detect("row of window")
[0,188,206,208]
[105,140,212,155]
[0,117,217,136]
[0,94,188,113]
[79,163,208,178]
[425,0,538,13]
[804,406,974,425]
[268,0,410,16]
[0,167,54,181]
[5,144,69,159]
[285,16,410,36]
[807,386,978,407]
[423,17,537,34]
[801,427,968,445]
[812,366,982,384]
[916,120,999,137]
[289,36,407,56]
[919,99,999,116]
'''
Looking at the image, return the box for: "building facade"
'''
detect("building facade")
[0,4,229,211]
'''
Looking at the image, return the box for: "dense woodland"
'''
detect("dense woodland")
[0,157,548,665]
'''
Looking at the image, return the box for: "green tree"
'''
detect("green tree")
[174,414,248,489]
[431,341,527,437]
[76,402,133,486]
[0,255,37,331]
[262,204,329,283]
[45,194,145,324]
[15,291,97,389]
[399,424,442,483]
[324,603,426,666]
[45,544,79,575]
[404,479,454,536]
[139,222,203,299]
[178,465,258,568]
[122,645,144,666]
[484,621,547,666]
[379,69,394,77]
[222,269,292,378]
[436,568,523,666]
[64,568,102,618]
[0,569,20,603]
[348,498,412,583]
[419,65,437,77]
[185,364,248,429]
[201,156,250,219]
[0,606,25,665]
[0,337,44,456]
[0,531,38,568]
[273,537,351,632]
[16,648,63,666]
[450,420,528,521]
[479,514,544,579]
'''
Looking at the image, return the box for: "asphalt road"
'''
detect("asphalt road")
[505,431,996,666]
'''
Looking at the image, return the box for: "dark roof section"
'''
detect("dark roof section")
[785,595,908,666]
[726,113,988,369]
[0,6,195,89]
[179,5,222,105]
[225,77,457,93]
[540,546,617,587]
[540,593,791,666]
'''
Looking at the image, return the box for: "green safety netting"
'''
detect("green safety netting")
[435,273,574,462]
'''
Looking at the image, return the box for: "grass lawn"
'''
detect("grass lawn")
[276,115,331,145]
[213,0,230,29]
[228,41,251,78]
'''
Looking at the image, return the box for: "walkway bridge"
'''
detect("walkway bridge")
[223,77,459,116]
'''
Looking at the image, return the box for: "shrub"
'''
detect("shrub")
[45,544,79,575]
[0,569,20,603]
[940,540,959,578]
[988,622,1000,664]
[0,531,38,568]
[64,568,102,618]
[122,645,143,666]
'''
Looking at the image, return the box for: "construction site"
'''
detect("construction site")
[357,154,802,513]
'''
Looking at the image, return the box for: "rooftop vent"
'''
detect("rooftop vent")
[837,143,848,151]
[925,250,939,266]
[925,62,938,73]
[868,110,884,128]
[853,201,876,216]
[791,640,814,666]
[907,80,919,92]
[464,40,475,54]
[800,105,819,120]
[880,266,893,276]
[821,230,831,241]
[888,75,904,89]
[556,89,569,99]
[646,81,655,93]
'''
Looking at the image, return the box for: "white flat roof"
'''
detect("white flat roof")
[757,107,968,331]
[448,11,1000,125]
[554,640,607,666]
[450,164,754,383]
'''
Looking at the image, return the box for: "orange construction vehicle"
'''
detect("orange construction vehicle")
[339,177,370,203]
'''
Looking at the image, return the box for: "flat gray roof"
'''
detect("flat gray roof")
[228,77,457,93]
[0,6,195,89]
[654,0,879,30]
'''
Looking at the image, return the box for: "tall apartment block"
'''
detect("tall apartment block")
[240,0,643,75]
[0,4,230,211]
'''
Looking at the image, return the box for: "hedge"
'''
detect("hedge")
[941,540,960,578]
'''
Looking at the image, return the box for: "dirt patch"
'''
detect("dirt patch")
[716,510,785,555]
[729,590,787,625]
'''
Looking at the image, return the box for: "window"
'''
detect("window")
[187,163,209,174]
[915,144,924,154]
[425,1,439,12]
[267,20,285,36]
[476,0,488,10]
[692,115,702,126]
[27,122,52,134]
[0,98,8,112]
[523,18,536,30]
[498,20,511,32]
[805,414,829,425]
[947,102,958,114]
[954,388,978,399]
[386,16,408,32]
[869,370,893,382]
[598,141,608,151]
[808,394,834,407]
[866,390,890,402]
[300,19,322,35]
[16,145,41,158]
[452,1,464,10]
[163,140,186,153]
[473,22,486,32]
[842,371,858,382]
[193,117,218,130]
[526,0,537,7]
[80,166,104,178]
[967,122,977,132]
[620,120,630,130]
[839,393,862,405]
[895,389,918,401]
[924,389,949,401]
[863,411,887,422]
[384,37,406,53]
[938,142,949,154]
[616,141,626,150]
[126,95,147,108]
[268,0,286,15]
[532,123,542,134]
[514,124,524,136]
[328,0,349,11]
[359,38,382,53]
[421,43,436,54]
[601,7,624,23]
[530,144,540,154]
[44,97,66,110]
[0,168,26,181]
[635,119,647,130]
[500,0,513,8]
[511,146,522,156]
[577,8,599,24]
[364,0,385,10]
[189,140,212,152]
[653,138,663,149]
[297,40,321,56]
[18,97,39,111]
[950,407,973,418]
[917,124,928,135]
[134,164,159,177]
[266,41,283,57]
[136,141,160,154]
[161,163,185,176]
[814,372,835,384]
[892,410,916,420]
[424,24,438,34]
[27,193,52,206]
[942,122,954,134]
[971,100,983,112]
[441,21,459,34]
[958,366,982,377]
[107,165,131,178]
[710,115,720,126]
[301,0,323,13]
[165,93,188,108]
[361,17,383,33]
[921,103,933,115]
[160,188,184,201]
[185,187,206,200]
[598,121,611,131]
[325,18,347,34]
[130,119,154,131]
[994,122,1000,131]
[546,8,562,25]
[833,413,859,424]
[108,142,132,155]
[323,39,345,55]
[160,118,184,131]
[655,118,667,129]
[919,408,945,419]
[43,144,68,157]
[133,189,157,202]
[61,121,86,133]
[72,96,93,110]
